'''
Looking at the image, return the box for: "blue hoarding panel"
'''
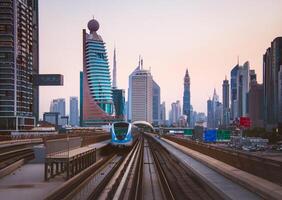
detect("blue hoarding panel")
[204,129,217,142]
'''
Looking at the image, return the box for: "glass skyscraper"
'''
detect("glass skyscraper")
[81,18,114,126]
[152,80,160,126]
[183,69,191,126]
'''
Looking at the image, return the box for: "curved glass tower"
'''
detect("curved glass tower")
[81,18,114,126]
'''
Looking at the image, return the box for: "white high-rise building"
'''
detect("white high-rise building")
[129,58,153,123]
[170,100,181,125]
[128,59,141,122]
[70,97,79,126]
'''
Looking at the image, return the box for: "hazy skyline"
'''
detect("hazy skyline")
[39,0,282,119]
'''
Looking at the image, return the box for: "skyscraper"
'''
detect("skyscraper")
[111,47,125,120]
[112,47,117,89]
[279,66,282,124]
[152,80,161,126]
[222,77,230,127]
[0,0,38,131]
[130,59,153,123]
[230,65,239,120]
[170,100,181,126]
[50,98,65,116]
[183,69,191,126]
[112,89,125,120]
[207,89,222,128]
[238,62,250,117]
[127,58,141,122]
[249,78,264,128]
[160,102,166,126]
[207,98,213,128]
[81,18,114,126]
[230,61,250,120]
[263,37,282,129]
[70,97,79,126]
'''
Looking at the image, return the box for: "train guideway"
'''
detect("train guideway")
[144,132,262,200]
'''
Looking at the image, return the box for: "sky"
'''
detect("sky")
[39,0,282,119]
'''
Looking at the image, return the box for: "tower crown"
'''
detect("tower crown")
[88,18,99,33]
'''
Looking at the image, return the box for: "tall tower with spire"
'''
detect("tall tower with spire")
[183,69,191,126]
[112,47,117,89]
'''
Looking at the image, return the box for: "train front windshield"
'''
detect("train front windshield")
[114,123,129,140]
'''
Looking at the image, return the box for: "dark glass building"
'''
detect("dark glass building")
[112,89,125,120]
[0,0,39,131]
[263,37,282,129]
[152,80,160,126]
[249,80,264,128]
[222,78,230,127]
[182,69,190,126]
[230,65,239,120]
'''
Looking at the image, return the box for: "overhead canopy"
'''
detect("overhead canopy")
[132,121,154,132]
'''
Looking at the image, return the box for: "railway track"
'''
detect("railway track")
[0,145,34,171]
[147,136,221,200]
[46,134,225,200]
[45,137,142,200]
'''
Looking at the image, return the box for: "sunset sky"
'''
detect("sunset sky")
[39,0,282,119]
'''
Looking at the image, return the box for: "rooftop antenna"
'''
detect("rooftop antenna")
[141,57,143,70]
[237,56,239,65]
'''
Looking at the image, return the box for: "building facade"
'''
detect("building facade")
[160,101,166,126]
[230,61,250,120]
[50,98,65,116]
[183,69,191,126]
[112,89,125,120]
[207,89,222,129]
[152,80,161,126]
[279,66,282,124]
[207,99,213,128]
[112,47,117,89]
[170,100,181,126]
[127,59,141,122]
[263,37,282,129]
[43,112,60,127]
[0,0,39,131]
[130,65,153,123]
[222,78,230,127]
[230,65,239,120]
[70,96,79,126]
[81,18,114,126]
[249,80,264,128]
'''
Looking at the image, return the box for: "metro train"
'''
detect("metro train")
[110,122,138,147]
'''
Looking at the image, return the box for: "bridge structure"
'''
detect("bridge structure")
[132,121,155,132]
